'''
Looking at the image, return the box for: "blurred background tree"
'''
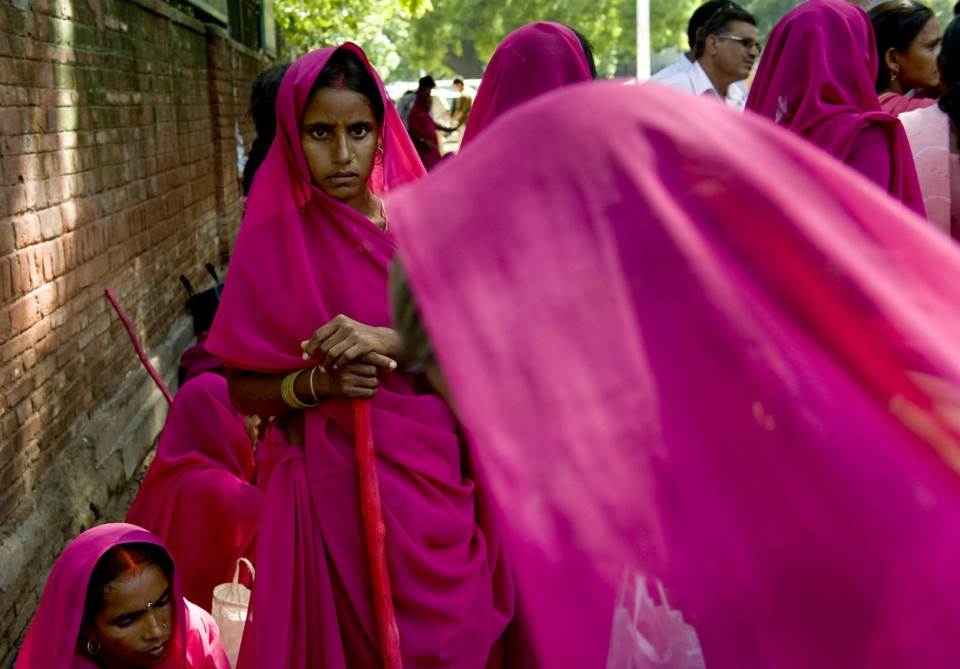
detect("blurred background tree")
[274,0,959,82]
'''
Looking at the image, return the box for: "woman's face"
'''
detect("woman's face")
[892,16,942,90]
[88,564,173,667]
[300,87,381,205]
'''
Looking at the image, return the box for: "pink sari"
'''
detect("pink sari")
[900,103,953,235]
[205,44,512,668]
[746,0,924,214]
[879,91,936,115]
[460,22,593,146]
[126,373,261,610]
[16,523,229,669]
[389,80,960,667]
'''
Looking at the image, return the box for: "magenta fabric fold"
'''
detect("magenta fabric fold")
[746,0,924,213]
[389,80,960,668]
[879,91,936,115]
[205,44,512,668]
[126,373,261,610]
[16,523,229,669]
[460,22,593,146]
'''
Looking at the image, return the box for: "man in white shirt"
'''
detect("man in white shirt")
[655,4,760,110]
[651,0,733,83]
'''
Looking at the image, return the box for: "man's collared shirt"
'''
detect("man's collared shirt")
[653,60,747,111]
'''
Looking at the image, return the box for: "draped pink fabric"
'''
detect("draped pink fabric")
[407,90,443,170]
[746,0,924,214]
[126,373,261,610]
[460,22,593,146]
[389,80,960,668]
[879,91,936,115]
[900,102,952,234]
[205,44,512,668]
[16,523,229,669]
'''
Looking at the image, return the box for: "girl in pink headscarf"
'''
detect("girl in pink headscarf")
[747,0,925,214]
[16,523,229,668]
[388,80,960,668]
[125,373,261,611]
[205,44,512,668]
[868,0,941,115]
[460,22,595,146]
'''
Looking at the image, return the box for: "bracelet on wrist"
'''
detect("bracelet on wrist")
[280,367,320,410]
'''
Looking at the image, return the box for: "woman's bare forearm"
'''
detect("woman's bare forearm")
[225,367,318,416]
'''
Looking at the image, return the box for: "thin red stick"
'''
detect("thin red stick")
[353,398,403,669]
[104,288,174,405]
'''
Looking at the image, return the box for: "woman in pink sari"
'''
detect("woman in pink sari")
[126,373,261,611]
[900,12,960,235]
[205,44,512,668]
[16,523,229,668]
[460,22,595,147]
[388,80,960,667]
[869,0,941,114]
[747,0,925,214]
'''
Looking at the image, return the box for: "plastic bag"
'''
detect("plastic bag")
[606,572,706,669]
[211,558,254,668]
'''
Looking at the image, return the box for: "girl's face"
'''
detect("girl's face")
[300,87,381,206]
[890,16,942,91]
[87,564,173,667]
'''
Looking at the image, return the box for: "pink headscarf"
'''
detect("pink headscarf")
[16,523,229,669]
[206,44,511,667]
[389,80,960,667]
[126,373,261,610]
[746,0,924,212]
[460,22,593,146]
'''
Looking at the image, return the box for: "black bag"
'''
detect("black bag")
[180,263,224,335]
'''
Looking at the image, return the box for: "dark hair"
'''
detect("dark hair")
[308,48,385,126]
[571,27,599,79]
[389,259,435,372]
[242,62,288,197]
[418,75,436,91]
[81,543,174,631]
[695,4,756,58]
[869,0,936,92]
[453,77,464,86]
[688,0,734,51]
[939,13,960,133]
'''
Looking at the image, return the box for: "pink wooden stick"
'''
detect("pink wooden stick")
[353,398,403,669]
[104,288,174,405]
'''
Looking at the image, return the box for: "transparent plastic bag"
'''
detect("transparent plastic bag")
[606,572,706,669]
[211,558,254,668]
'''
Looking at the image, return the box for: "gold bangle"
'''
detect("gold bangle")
[308,365,320,404]
[280,368,319,410]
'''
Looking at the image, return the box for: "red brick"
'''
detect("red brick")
[11,214,40,248]
[37,206,61,240]
[10,295,39,333]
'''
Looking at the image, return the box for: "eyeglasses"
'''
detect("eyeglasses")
[716,34,762,53]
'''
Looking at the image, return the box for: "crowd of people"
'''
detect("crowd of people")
[14,1,960,667]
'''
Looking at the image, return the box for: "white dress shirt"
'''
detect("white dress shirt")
[652,60,747,111]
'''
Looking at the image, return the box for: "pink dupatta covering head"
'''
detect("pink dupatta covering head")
[746,0,924,212]
[460,22,593,146]
[126,373,261,610]
[16,523,229,669]
[389,80,960,667]
[206,44,511,668]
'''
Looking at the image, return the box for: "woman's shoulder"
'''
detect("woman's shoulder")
[183,599,231,668]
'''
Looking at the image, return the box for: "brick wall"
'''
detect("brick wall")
[0,0,269,661]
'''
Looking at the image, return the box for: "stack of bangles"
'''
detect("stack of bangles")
[280,366,321,409]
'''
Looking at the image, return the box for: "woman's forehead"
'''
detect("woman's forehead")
[302,87,376,124]
[101,564,169,612]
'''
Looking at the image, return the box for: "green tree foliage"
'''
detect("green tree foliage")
[274,0,960,82]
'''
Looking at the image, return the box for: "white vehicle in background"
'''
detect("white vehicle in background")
[386,78,480,156]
